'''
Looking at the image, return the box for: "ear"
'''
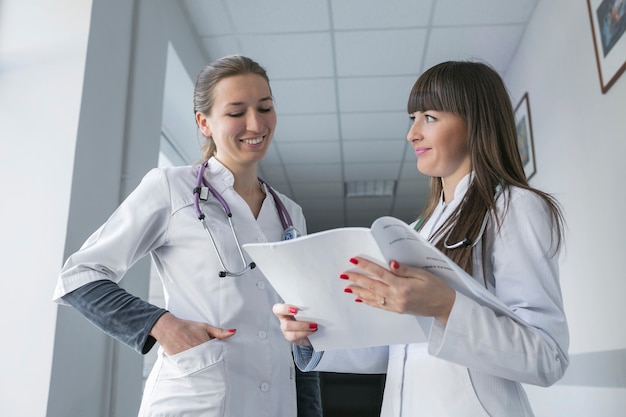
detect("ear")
[196,112,212,137]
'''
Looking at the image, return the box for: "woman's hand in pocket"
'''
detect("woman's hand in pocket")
[150,312,236,355]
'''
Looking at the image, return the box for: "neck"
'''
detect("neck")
[234,176,263,197]
[441,179,457,203]
[233,170,265,219]
[213,156,260,193]
[441,171,470,203]
[208,156,265,218]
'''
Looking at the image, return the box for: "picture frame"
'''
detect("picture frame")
[587,0,626,94]
[514,92,536,180]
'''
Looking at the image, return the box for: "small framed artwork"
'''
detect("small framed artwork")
[514,92,536,180]
[587,0,626,93]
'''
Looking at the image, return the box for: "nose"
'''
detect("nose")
[406,118,421,143]
[246,110,263,132]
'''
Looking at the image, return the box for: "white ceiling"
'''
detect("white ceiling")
[166,0,539,233]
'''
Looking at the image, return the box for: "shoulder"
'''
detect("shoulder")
[151,165,196,179]
[140,165,196,189]
[498,185,547,208]
[267,186,307,230]
[137,166,197,209]
[273,189,303,215]
[275,188,304,212]
[272,188,301,209]
[496,185,554,228]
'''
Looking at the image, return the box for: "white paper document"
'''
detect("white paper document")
[243,216,525,351]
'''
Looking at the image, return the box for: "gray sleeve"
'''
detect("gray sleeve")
[296,367,322,417]
[62,280,168,354]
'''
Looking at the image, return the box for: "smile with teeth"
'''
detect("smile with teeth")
[241,136,264,145]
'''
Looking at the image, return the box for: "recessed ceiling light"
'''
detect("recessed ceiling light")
[345,180,396,198]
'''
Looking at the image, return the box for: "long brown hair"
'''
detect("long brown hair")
[409,61,564,276]
[193,55,272,161]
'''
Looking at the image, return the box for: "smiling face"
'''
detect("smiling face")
[407,110,471,195]
[196,73,276,170]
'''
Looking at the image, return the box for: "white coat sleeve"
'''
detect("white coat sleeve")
[53,168,171,304]
[428,189,569,386]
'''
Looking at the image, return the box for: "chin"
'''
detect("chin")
[416,161,433,176]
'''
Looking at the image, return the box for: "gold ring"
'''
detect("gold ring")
[380,297,386,306]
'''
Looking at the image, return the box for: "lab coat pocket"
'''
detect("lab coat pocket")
[162,338,224,375]
[145,340,226,416]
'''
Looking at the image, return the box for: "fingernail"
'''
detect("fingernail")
[349,258,358,265]
[344,287,353,293]
[355,298,363,303]
[309,323,318,331]
[228,329,237,333]
[288,307,298,314]
[391,260,399,269]
[339,274,349,280]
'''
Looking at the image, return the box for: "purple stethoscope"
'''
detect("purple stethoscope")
[193,161,300,277]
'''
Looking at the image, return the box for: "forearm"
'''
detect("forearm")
[296,367,322,417]
[62,280,168,354]
[429,293,568,386]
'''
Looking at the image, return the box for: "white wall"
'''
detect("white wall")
[0,0,206,415]
[45,0,167,414]
[0,1,91,416]
[2,0,624,416]
[45,0,211,415]
[505,1,626,415]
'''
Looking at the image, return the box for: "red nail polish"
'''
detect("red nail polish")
[355,298,363,303]
[228,329,237,333]
[309,323,318,331]
[349,258,358,265]
[339,274,349,280]
[344,288,353,293]
[288,307,297,314]
[391,260,399,269]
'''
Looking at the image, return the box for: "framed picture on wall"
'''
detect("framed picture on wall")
[514,92,536,180]
[587,0,626,93]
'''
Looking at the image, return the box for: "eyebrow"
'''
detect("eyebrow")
[226,96,273,107]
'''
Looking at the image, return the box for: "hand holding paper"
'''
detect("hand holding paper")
[243,216,526,351]
[340,255,456,325]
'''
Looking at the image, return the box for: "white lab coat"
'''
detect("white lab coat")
[54,158,306,417]
[298,174,569,417]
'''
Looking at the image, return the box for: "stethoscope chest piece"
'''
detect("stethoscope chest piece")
[281,226,300,241]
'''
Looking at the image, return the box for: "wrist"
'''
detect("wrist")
[435,290,456,325]
[149,311,175,340]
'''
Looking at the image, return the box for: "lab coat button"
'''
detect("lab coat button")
[260,382,270,392]
[258,330,267,339]
[256,281,266,290]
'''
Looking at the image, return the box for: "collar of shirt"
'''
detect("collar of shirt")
[436,171,474,208]
[204,157,236,194]
[422,172,474,240]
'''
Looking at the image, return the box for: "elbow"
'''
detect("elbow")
[533,350,569,387]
